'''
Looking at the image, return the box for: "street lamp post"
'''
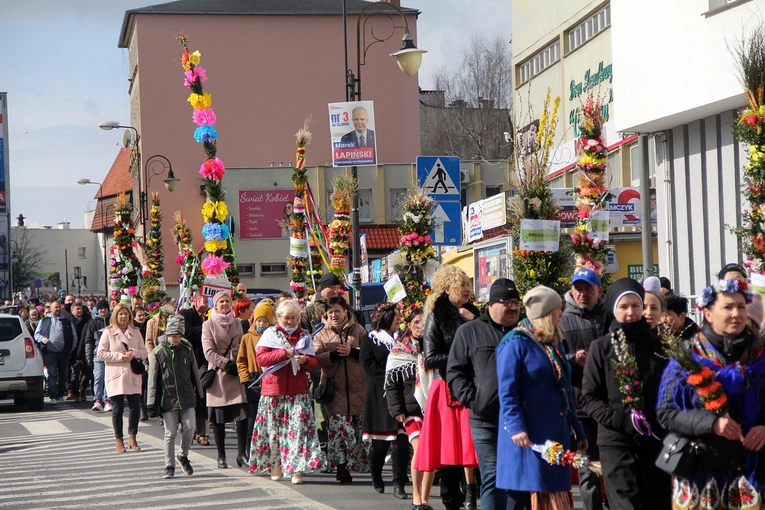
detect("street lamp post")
[343,0,426,309]
[142,154,180,234]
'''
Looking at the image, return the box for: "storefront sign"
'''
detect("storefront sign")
[520,219,560,252]
[239,190,295,239]
[627,264,660,281]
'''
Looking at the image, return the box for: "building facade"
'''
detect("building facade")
[115,0,422,293]
[612,0,764,296]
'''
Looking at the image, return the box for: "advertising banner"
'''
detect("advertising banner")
[551,188,576,227]
[467,202,483,243]
[328,101,378,167]
[481,192,507,231]
[520,219,561,252]
[607,187,657,227]
[472,236,512,303]
[239,190,295,239]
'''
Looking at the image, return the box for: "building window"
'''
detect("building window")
[358,189,373,223]
[608,151,621,187]
[260,263,287,276]
[78,247,86,259]
[629,143,641,185]
[236,264,255,275]
[486,184,503,198]
[518,40,560,85]
[568,4,611,53]
[389,188,408,221]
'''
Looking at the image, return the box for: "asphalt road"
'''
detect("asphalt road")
[0,398,585,509]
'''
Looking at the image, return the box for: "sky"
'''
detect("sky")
[0,0,511,229]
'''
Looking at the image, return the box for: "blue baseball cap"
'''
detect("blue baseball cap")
[572,269,602,287]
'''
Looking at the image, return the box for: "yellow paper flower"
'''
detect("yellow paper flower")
[215,201,228,222]
[187,92,212,110]
[204,239,228,252]
[189,50,201,66]
[201,201,216,222]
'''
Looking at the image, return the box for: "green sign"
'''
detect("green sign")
[627,264,660,281]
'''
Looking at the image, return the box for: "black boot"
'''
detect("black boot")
[465,484,477,510]
[369,440,387,493]
[391,436,409,499]
[235,419,248,468]
[212,423,227,468]
[336,463,353,484]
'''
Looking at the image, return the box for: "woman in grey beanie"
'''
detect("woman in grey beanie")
[495,285,586,509]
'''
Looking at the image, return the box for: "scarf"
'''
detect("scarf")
[330,317,350,335]
[276,323,302,344]
[256,325,315,378]
[370,329,396,351]
[211,309,235,327]
[386,331,431,411]
[516,318,572,391]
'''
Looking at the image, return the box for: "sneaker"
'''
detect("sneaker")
[163,466,175,479]
[91,400,104,412]
[177,454,194,476]
[291,473,303,485]
[50,398,58,406]
[104,400,113,412]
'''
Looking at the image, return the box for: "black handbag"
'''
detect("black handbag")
[655,432,700,479]
[200,337,235,390]
[121,341,146,375]
[314,357,341,405]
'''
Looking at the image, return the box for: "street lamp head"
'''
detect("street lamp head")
[77,178,92,185]
[390,31,426,77]
[163,168,180,192]
[98,120,120,131]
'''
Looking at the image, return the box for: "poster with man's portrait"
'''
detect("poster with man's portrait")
[328,101,378,167]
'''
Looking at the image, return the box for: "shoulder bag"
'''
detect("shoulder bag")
[314,360,341,405]
[654,432,699,479]
[121,341,146,375]
[200,338,234,390]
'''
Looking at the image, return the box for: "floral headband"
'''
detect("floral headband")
[696,279,754,310]
[373,301,398,318]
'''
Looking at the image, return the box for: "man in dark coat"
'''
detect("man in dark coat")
[66,302,91,402]
[447,278,521,510]
[179,296,209,443]
[559,268,609,510]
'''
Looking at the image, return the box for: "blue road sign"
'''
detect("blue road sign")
[430,201,462,246]
[417,156,461,201]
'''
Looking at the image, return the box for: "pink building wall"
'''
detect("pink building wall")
[126,11,421,287]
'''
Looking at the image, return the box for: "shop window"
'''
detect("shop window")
[261,263,287,276]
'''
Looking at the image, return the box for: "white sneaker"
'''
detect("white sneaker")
[291,473,303,485]
[104,400,113,412]
[91,400,104,412]
[49,398,58,406]
[270,465,282,481]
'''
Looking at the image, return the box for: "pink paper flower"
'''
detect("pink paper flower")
[201,254,230,276]
[176,255,185,265]
[127,286,138,296]
[199,157,226,181]
[183,67,207,87]
[192,107,217,126]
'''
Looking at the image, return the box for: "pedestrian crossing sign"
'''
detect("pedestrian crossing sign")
[417,156,461,201]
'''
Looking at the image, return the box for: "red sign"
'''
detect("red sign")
[239,190,295,240]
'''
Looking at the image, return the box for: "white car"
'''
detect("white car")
[0,314,44,410]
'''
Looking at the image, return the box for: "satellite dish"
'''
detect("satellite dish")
[122,130,133,148]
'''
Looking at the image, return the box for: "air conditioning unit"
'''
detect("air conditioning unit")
[460,168,471,184]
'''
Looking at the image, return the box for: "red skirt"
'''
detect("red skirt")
[413,379,478,471]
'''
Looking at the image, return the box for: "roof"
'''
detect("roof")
[359,224,400,251]
[119,0,420,48]
[90,148,135,232]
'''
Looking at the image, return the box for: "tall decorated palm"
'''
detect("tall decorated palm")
[109,192,141,306]
[141,192,167,313]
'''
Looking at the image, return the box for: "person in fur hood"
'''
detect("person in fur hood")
[414,266,481,510]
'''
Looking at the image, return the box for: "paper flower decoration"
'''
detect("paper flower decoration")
[192,107,217,126]
[199,157,225,181]
[187,92,212,110]
[201,254,230,276]
[204,239,228,252]
[194,125,218,143]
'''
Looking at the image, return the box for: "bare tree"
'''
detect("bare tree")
[421,33,513,160]
[11,228,50,293]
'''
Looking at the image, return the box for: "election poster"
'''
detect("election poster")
[328,101,378,167]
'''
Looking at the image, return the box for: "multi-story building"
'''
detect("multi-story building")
[111,0,422,292]
[612,0,765,295]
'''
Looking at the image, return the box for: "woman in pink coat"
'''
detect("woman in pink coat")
[97,303,148,453]
[203,291,249,469]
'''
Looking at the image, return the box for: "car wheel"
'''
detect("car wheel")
[13,393,27,407]
[27,393,44,411]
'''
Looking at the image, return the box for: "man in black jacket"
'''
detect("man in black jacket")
[447,278,521,510]
[82,301,110,411]
[559,268,609,510]
[179,296,209,443]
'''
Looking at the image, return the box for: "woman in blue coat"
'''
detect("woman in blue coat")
[496,286,587,510]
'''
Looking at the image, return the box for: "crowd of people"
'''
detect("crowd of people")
[23,261,765,510]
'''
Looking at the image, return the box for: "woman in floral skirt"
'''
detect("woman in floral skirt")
[658,278,765,509]
[248,299,323,484]
[313,295,370,483]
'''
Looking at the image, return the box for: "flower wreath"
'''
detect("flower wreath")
[696,279,754,310]
[373,301,398,319]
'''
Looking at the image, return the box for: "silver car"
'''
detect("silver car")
[0,314,44,410]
